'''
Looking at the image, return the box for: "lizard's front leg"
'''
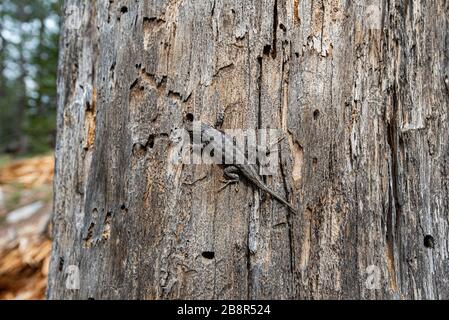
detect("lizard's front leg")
[218,165,240,192]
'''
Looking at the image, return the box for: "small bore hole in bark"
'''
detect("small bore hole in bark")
[148,135,155,149]
[263,45,271,55]
[424,235,435,249]
[120,6,128,14]
[121,204,126,210]
[105,210,112,221]
[186,113,194,122]
[132,143,147,157]
[58,257,64,272]
[279,23,286,32]
[313,109,320,120]
[202,251,215,259]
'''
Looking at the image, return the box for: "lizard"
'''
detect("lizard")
[184,118,297,214]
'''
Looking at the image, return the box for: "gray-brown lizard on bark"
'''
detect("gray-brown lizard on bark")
[185,119,297,214]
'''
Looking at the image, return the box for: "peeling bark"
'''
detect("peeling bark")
[48,0,449,299]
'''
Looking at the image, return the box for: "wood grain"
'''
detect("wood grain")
[47,0,449,299]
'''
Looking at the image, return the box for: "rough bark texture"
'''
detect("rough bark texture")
[48,0,449,299]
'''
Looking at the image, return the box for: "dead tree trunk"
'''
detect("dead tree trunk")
[48,0,449,299]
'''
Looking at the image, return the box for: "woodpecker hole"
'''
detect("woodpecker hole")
[186,113,194,122]
[148,135,155,149]
[202,251,215,259]
[424,235,435,249]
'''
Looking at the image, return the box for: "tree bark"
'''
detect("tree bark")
[48,0,449,299]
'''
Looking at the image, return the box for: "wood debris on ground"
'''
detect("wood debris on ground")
[0,155,54,300]
[0,236,51,299]
[0,155,54,188]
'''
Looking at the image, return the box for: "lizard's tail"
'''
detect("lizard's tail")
[250,175,297,214]
[271,193,297,215]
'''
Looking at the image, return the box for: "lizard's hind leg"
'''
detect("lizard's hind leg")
[218,166,240,192]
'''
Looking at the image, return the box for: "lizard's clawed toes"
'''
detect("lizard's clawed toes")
[217,179,239,192]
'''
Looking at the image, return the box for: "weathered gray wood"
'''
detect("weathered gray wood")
[47,0,449,299]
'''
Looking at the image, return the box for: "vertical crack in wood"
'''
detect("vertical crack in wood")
[246,231,252,299]
[319,0,325,53]
[257,56,263,130]
[278,48,295,295]
[272,0,278,59]
[386,83,401,292]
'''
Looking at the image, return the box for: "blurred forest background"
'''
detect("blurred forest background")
[0,0,60,299]
[0,0,60,156]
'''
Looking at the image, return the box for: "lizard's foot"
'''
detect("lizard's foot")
[259,136,285,157]
[219,166,240,192]
[217,179,239,192]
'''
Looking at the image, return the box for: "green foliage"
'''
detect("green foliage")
[0,154,12,167]
[0,0,61,156]
[24,112,57,155]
